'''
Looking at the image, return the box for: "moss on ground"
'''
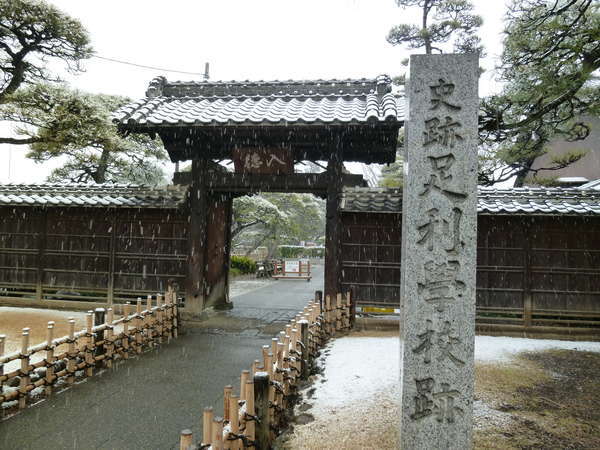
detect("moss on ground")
[475,350,600,450]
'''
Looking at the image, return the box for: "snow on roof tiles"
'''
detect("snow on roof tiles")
[113,75,405,128]
[0,183,187,209]
[341,186,600,216]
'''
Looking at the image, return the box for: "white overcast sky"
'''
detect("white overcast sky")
[0,0,508,183]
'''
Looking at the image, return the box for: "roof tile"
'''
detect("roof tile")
[0,183,187,209]
[341,186,600,216]
[113,76,405,128]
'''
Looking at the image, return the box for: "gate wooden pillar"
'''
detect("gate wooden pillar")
[186,158,209,313]
[205,193,234,310]
[324,139,344,300]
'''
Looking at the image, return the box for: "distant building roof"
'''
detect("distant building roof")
[112,75,405,128]
[0,183,187,209]
[341,187,600,216]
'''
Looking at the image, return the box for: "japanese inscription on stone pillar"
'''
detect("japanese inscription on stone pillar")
[400,54,478,449]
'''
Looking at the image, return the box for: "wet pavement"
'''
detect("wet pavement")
[0,265,324,450]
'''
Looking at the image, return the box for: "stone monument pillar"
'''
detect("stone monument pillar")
[399,53,479,449]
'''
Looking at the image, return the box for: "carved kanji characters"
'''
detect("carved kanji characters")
[410,379,463,423]
[420,154,467,200]
[417,208,441,251]
[411,378,435,420]
[417,208,464,254]
[424,116,464,148]
[429,78,461,111]
[433,383,463,423]
[412,319,435,363]
[447,207,464,254]
[437,321,465,367]
[412,319,465,367]
[417,260,465,312]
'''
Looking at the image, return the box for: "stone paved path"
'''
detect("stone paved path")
[0,265,323,450]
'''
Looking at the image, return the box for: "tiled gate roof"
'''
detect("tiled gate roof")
[112,75,405,127]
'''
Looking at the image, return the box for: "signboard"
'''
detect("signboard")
[273,258,312,281]
[285,260,300,273]
[232,148,294,174]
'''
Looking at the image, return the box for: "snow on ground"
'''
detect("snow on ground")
[475,335,600,362]
[310,337,399,414]
[290,333,600,446]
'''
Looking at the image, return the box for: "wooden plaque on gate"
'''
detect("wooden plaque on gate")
[232,148,294,174]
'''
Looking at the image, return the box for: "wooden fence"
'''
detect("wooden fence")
[179,291,354,450]
[341,212,600,339]
[0,290,179,418]
[0,207,188,306]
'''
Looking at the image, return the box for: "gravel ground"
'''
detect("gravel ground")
[282,332,600,450]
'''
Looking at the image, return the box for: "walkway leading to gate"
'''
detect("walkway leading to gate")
[0,265,324,450]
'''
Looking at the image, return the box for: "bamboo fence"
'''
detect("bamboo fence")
[179,290,353,450]
[0,289,179,418]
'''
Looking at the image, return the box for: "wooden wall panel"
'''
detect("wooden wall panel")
[0,206,189,304]
[342,211,600,334]
[341,212,402,306]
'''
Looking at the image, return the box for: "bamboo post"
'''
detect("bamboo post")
[282,331,291,398]
[163,293,172,343]
[123,302,131,359]
[179,429,193,450]
[67,318,76,385]
[136,298,143,352]
[202,406,214,447]
[261,345,270,372]
[251,359,260,376]
[172,289,179,339]
[300,320,309,380]
[245,380,256,443]
[240,369,249,402]
[283,334,290,359]
[347,290,355,329]
[229,394,240,449]
[105,308,114,368]
[93,308,106,369]
[267,356,275,432]
[85,312,94,377]
[212,418,224,450]
[291,327,300,376]
[253,372,270,450]
[275,342,284,428]
[18,328,30,409]
[223,385,233,422]
[146,294,153,346]
[156,293,164,344]
[45,321,55,396]
[271,338,278,362]
[315,290,323,312]
[285,324,293,344]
